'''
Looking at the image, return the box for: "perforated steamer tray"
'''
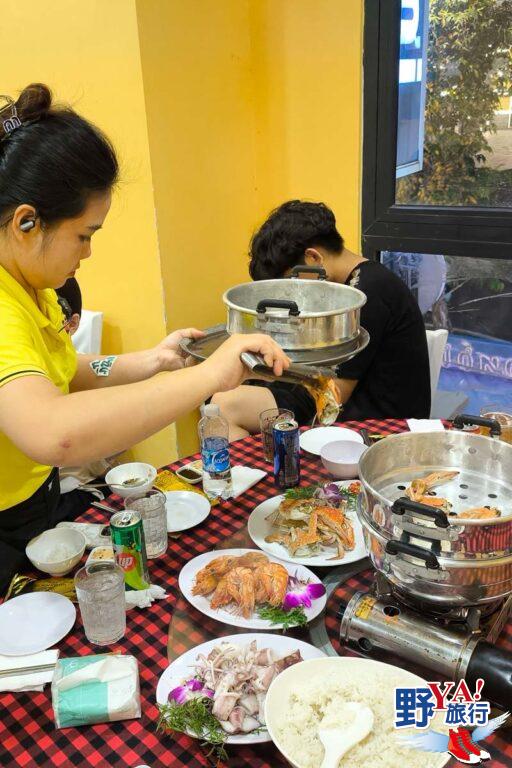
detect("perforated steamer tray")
[180,323,370,366]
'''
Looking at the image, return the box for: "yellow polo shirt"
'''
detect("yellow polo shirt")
[0,265,77,511]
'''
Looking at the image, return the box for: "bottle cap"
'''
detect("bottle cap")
[203,404,220,417]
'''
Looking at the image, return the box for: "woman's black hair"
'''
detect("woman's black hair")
[249,200,344,281]
[0,83,118,227]
[56,277,82,319]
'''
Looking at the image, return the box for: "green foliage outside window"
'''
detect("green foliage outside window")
[397,0,512,206]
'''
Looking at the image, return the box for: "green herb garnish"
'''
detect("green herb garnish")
[284,486,318,500]
[157,698,228,762]
[337,487,360,509]
[258,603,308,630]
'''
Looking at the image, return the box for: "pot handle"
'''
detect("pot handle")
[385,539,440,570]
[391,497,450,528]
[452,413,501,437]
[289,265,327,280]
[256,299,301,317]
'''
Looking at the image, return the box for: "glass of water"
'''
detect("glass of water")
[75,562,126,645]
[125,489,168,558]
[259,408,294,462]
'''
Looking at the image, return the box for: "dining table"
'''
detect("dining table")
[0,418,510,768]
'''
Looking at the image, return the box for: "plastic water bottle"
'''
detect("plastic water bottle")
[198,404,233,500]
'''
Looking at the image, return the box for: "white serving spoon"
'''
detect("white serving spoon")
[318,702,374,768]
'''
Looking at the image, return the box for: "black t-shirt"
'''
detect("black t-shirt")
[336,260,431,421]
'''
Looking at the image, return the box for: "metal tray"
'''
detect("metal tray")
[181,324,369,366]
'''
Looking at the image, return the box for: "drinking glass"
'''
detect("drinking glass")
[259,408,294,462]
[480,404,512,444]
[125,489,168,558]
[75,562,126,645]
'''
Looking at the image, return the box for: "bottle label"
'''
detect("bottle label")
[202,438,230,474]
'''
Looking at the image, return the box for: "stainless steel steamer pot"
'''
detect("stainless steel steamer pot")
[223,268,366,351]
[357,430,512,607]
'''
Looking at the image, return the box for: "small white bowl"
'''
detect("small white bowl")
[320,440,366,479]
[26,528,87,576]
[105,462,157,498]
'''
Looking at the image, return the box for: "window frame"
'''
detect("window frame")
[362,0,512,261]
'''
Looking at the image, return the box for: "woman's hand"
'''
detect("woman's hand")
[154,328,205,372]
[202,333,290,393]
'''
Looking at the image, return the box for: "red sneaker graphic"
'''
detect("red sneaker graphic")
[447,728,481,764]
[459,728,490,761]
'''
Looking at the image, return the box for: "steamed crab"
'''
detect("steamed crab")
[405,470,502,519]
[302,376,341,426]
[265,497,355,559]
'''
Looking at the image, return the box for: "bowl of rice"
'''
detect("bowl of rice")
[265,657,449,768]
[26,527,87,576]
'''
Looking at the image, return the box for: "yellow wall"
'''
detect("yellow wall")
[251,0,363,253]
[0,0,177,468]
[137,0,259,455]
[137,0,363,455]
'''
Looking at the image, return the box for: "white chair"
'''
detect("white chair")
[71,309,104,354]
[426,329,448,415]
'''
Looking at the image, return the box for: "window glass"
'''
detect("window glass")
[395,0,512,207]
[381,251,512,417]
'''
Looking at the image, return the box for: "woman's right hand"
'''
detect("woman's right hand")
[202,333,290,393]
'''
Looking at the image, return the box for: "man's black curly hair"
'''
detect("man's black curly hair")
[249,200,344,281]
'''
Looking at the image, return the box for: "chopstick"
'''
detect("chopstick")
[91,501,118,513]
[0,663,56,678]
[92,500,180,540]
[1,651,121,679]
[91,501,180,539]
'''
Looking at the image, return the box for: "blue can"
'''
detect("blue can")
[273,419,300,489]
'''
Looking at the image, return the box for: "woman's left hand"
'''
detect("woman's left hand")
[154,328,205,372]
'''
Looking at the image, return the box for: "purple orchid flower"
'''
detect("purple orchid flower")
[282,574,326,611]
[169,678,214,705]
[315,483,343,507]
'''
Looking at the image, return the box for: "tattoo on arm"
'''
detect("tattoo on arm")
[90,356,118,377]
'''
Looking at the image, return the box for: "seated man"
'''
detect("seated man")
[213,200,431,440]
[56,278,116,510]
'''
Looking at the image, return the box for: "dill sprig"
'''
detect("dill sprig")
[284,486,318,500]
[258,603,308,630]
[157,698,228,762]
[337,486,360,509]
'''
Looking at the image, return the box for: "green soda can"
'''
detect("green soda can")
[110,510,150,591]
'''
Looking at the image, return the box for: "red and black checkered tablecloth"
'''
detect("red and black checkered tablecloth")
[0,419,510,768]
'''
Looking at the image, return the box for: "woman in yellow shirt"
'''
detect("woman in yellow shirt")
[0,84,289,589]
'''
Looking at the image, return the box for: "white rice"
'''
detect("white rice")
[276,666,447,768]
[44,543,76,561]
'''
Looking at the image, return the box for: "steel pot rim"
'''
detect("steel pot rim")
[358,431,512,526]
[223,279,367,318]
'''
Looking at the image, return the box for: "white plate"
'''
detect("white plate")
[265,657,450,768]
[156,633,325,745]
[247,481,367,567]
[0,592,76,656]
[299,426,363,456]
[165,491,211,533]
[179,548,327,630]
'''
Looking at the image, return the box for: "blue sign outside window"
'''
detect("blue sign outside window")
[396,0,429,178]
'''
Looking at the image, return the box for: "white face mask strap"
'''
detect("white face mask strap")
[89,356,117,377]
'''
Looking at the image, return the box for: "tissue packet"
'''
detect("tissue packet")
[52,654,141,728]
